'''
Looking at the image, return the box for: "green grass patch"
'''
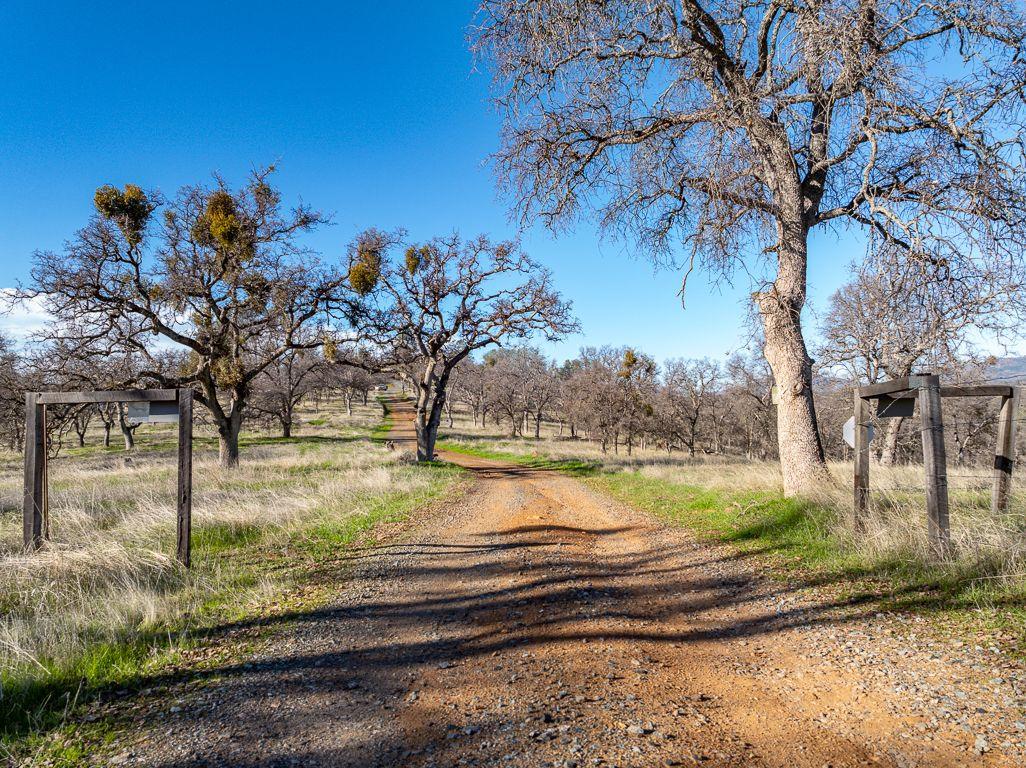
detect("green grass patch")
[437,441,600,477]
[587,472,837,567]
[592,472,1026,640]
[192,522,265,554]
[369,397,394,442]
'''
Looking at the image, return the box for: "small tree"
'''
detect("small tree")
[482,348,530,437]
[251,347,324,438]
[724,352,776,461]
[22,169,346,466]
[524,351,558,438]
[663,358,722,457]
[571,346,630,453]
[452,358,490,427]
[616,349,657,456]
[345,231,576,461]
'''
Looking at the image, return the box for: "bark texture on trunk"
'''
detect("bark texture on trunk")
[412,363,453,462]
[118,406,136,450]
[217,409,243,468]
[755,229,829,495]
[879,417,904,466]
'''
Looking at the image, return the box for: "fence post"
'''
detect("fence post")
[176,388,193,567]
[853,389,870,526]
[918,375,950,557]
[992,386,1020,516]
[22,392,45,550]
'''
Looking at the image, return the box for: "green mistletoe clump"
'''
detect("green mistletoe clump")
[94,183,154,246]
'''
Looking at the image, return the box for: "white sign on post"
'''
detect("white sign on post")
[148,401,180,423]
[125,401,179,424]
[126,402,150,423]
[842,416,874,449]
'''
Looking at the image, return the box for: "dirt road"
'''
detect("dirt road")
[107,397,1022,767]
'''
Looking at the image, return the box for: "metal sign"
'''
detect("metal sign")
[843,416,874,449]
[126,401,179,423]
[149,401,180,423]
[126,402,150,422]
[877,395,915,419]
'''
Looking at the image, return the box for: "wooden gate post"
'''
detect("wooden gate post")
[992,386,1020,516]
[852,389,870,526]
[918,375,950,557]
[176,388,194,567]
[22,392,46,550]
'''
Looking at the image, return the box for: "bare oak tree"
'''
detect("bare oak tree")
[724,351,776,460]
[474,0,1026,493]
[22,169,346,466]
[663,358,723,457]
[345,231,576,461]
[251,346,324,438]
[452,358,491,426]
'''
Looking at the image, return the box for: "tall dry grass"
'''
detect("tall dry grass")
[0,398,442,703]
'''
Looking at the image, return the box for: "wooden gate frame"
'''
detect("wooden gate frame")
[853,375,1020,557]
[23,388,194,566]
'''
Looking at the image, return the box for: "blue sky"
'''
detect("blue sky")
[0,1,875,364]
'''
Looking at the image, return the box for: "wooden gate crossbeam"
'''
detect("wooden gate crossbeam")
[23,388,194,567]
[853,377,1020,559]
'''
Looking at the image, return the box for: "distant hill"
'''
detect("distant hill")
[989,356,1026,383]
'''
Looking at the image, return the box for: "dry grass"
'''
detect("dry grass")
[0,396,455,736]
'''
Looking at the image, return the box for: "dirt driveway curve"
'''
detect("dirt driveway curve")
[109,396,1022,767]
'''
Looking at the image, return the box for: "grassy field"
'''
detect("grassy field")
[0,396,464,759]
[438,411,1026,642]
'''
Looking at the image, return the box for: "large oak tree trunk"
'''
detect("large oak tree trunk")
[217,409,243,468]
[879,417,904,466]
[413,364,452,462]
[413,389,433,462]
[755,226,829,495]
[424,395,445,461]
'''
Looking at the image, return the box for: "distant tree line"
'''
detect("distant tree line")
[0,329,390,456]
[446,342,1021,469]
[450,345,779,460]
